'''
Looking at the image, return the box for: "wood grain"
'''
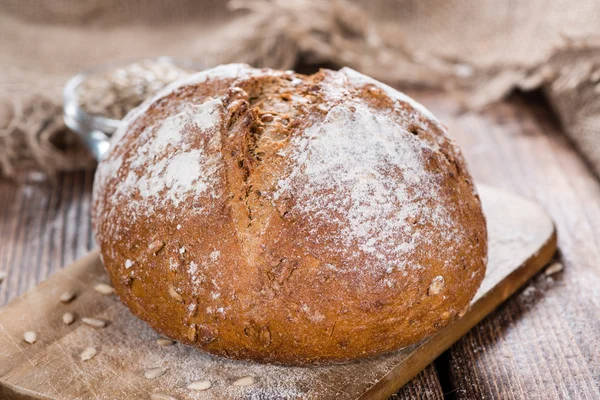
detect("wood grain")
[423,93,600,399]
[1,92,599,398]
[0,170,94,307]
[0,186,556,399]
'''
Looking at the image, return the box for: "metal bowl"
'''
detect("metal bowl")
[63,57,203,161]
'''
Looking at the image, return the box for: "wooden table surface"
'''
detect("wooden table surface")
[1,92,599,399]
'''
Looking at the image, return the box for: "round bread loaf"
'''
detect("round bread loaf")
[92,64,487,365]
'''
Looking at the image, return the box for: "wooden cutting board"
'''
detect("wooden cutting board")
[0,185,556,400]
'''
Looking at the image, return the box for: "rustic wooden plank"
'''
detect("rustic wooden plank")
[0,185,556,399]
[389,365,443,400]
[0,170,95,306]
[418,94,600,399]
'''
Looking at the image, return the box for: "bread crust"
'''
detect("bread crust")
[92,64,487,365]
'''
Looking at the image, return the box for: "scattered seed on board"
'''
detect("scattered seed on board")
[80,347,97,361]
[0,271,6,283]
[94,283,114,295]
[233,376,257,387]
[156,338,175,347]
[187,380,212,391]
[150,394,178,400]
[545,262,564,276]
[59,290,77,303]
[63,312,76,325]
[82,318,108,328]
[23,331,37,344]
[144,367,168,379]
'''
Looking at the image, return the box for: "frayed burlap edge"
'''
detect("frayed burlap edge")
[0,94,95,179]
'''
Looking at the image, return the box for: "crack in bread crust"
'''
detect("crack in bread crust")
[92,64,487,365]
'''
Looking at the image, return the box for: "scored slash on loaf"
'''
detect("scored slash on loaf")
[92,64,487,365]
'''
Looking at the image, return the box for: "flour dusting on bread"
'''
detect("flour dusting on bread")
[274,99,455,270]
[92,64,487,365]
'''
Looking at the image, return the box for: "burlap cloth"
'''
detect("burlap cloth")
[2,0,600,178]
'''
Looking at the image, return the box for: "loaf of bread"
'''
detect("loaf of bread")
[92,64,487,365]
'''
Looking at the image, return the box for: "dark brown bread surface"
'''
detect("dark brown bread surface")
[92,64,487,365]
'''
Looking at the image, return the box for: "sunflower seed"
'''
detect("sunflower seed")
[428,276,445,296]
[187,325,197,342]
[94,283,114,295]
[82,318,107,328]
[59,290,77,303]
[187,380,212,391]
[545,262,564,276]
[156,338,175,347]
[63,312,75,325]
[233,376,257,387]
[260,113,274,122]
[317,104,329,113]
[259,326,271,347]
[23,331,37,344]
[144,367,168,379]
[80,347,97,361]
[150,394,178,400]
[168,286,184,303]
[148,240,165,255]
